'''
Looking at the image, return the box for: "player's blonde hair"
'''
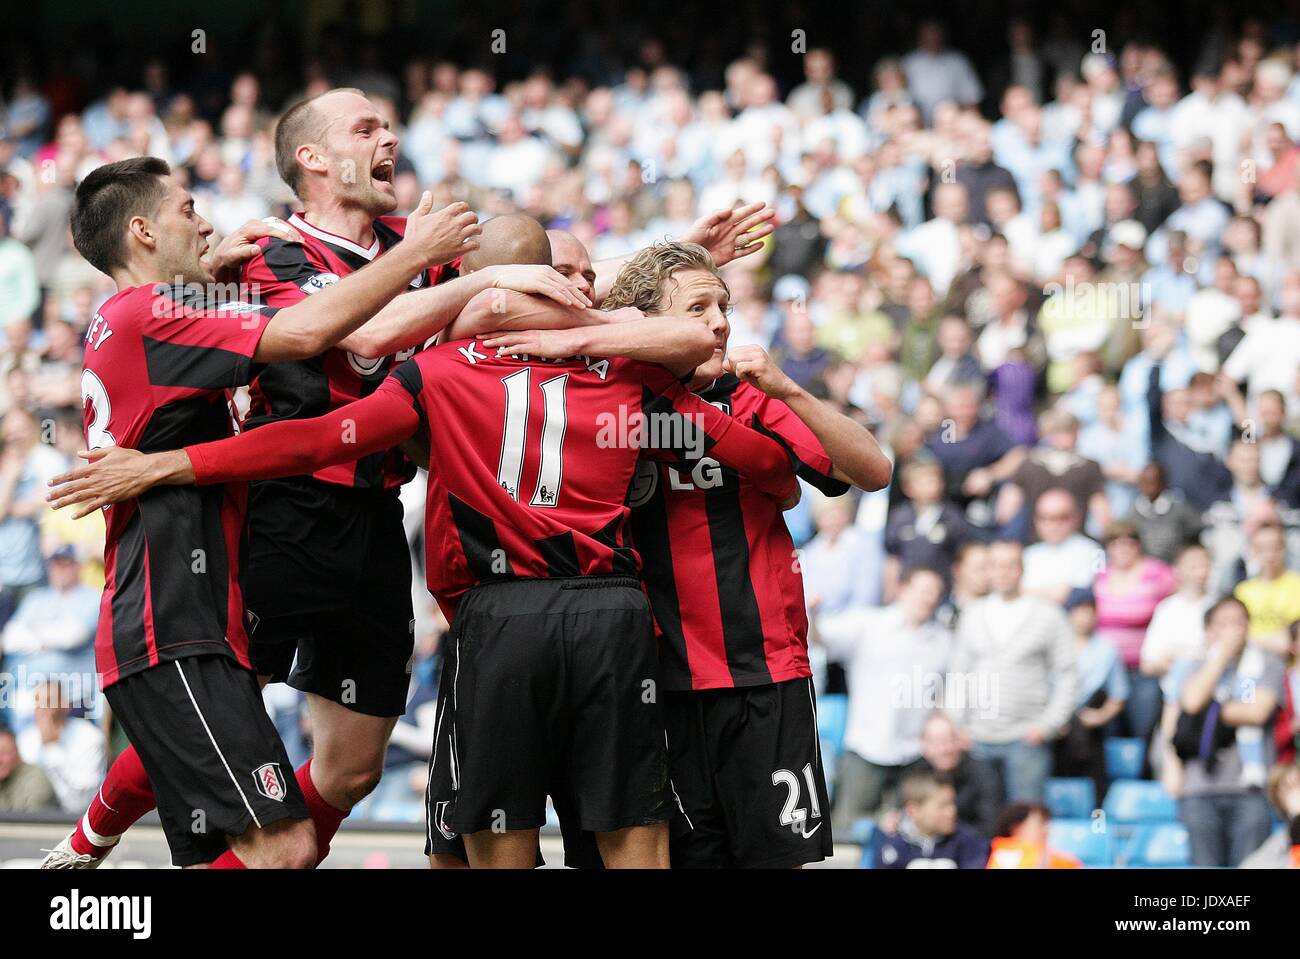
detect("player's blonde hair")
[603,240,728,314]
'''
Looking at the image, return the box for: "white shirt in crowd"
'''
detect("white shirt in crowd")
[17,717,105,814]
[816,604,952,767]
[1141,591,1213,681]
[1022,533,1106,594]
[1222,313,1300,398]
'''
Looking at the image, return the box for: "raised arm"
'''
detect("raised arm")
[46,389,421,517]
[254,195,481,363]
[591,202,777,304]
[724,345,893,491]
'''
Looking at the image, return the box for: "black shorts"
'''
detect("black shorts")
[243,478,415,717]
[424,773,593,868]
[104,655,308,867]
[425,576,671,842]
[665,676,833,868]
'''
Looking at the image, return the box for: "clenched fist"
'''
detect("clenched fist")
[723,345,800,401]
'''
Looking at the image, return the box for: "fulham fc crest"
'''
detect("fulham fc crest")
[253,763,286,802]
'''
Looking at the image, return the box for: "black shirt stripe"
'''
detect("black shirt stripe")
[448,493,512,582]
[703,477,772,686]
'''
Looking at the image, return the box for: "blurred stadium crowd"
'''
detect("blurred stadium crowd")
[1,13,1300,869]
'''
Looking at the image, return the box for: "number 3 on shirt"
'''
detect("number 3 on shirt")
[496,369,568,507]
[81,369,116,450]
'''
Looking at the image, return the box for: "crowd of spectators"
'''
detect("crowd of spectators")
[1,16,1299,867]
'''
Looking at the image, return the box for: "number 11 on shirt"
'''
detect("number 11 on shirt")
[496,369,569,507]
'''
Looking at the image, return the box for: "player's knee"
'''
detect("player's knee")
[274,819,320,870]
[333,765,384,808]
[238,818,318,869]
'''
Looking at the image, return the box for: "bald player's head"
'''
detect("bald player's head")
[459,214,551,271]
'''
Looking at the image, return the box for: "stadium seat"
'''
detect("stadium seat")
[1047,818,1109,867]
[857,824,886,869]
[1045,777,1096,819]
[1102,779,1177,824]
[1105,737,1146,780]
[1118,823,1191,868]
[848,816,876,846]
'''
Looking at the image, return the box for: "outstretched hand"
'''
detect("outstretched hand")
[46,447,179,519]
[489,264,592,308]
[480,327,586,359]
[684,201,777,266]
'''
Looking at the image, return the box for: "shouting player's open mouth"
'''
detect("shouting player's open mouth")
[372,157,395,191]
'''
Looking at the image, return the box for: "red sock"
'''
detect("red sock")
[70,745,156,857]
[208,849,247,869]
[295,759,348,865]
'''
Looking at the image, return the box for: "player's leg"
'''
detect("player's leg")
[278,493,415,860]
[424,668,473,868]
[437,583,563,867]
[103,655,314,869]
[298,691,398,861]
[462,827,542,868]
[714,677,833,869]
[218,816,317,869]
[564,578,673,869]
[42,666,283,868]
[594,822,669,868]
[40,741,156,868]
[663,689,734,868]
[304,694,398,809]
[428,852,471,869]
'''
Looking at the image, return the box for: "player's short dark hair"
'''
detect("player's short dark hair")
[275,87,364,198]
[71,156,171,277]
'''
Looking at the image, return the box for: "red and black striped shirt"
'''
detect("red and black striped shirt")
[240,212,457,490]
[182,341,798,621]
[629,374,849,691]
[81,284,275,686]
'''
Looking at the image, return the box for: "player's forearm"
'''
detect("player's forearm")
[568,317,713,375]
[185,395,418,485]
[670,391,796,499]
[339,269,504,358]
[782,386,892,491]
[447,290,605,341]
[257,244,429,362]
[709,422,797,500]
